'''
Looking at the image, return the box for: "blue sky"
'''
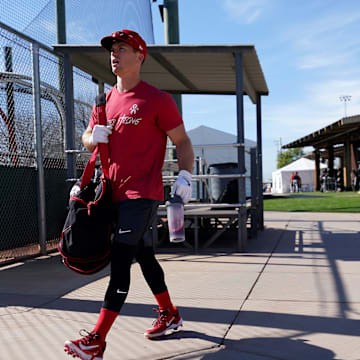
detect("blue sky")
[151,0,360,181]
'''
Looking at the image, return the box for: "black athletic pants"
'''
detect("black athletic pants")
[102,199,167,313]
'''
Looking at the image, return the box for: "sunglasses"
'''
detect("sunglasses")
[112,31,131,39]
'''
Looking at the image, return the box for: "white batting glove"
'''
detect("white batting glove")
[89,125,112,146]
[171,170,192,203]
[69,184,81,198]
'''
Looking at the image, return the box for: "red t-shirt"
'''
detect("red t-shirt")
[89,81,183,201]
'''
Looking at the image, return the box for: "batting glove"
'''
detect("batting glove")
[89,125,112,146]
[69,183,80,198]
[171,170,192,203]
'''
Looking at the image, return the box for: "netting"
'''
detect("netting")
[0,0,155,47]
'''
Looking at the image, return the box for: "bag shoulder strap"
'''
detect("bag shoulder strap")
[80,93,109,189]
[95,93,110,179]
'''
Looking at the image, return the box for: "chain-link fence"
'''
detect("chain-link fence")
[0,23,99,264]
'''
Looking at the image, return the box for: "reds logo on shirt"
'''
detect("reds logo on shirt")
[129,104,139,114]
[111,104,143,129]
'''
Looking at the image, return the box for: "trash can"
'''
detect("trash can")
[208,162,239,203]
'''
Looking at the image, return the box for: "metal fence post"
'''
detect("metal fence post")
[235,52,247,251]
[195,156,200,198]
[4,47,17,162]
[256,93,264,230]
[31,42,47,255]
[63,52,76,180]
[250,147,258,237]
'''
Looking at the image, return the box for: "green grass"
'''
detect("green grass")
[263,191,360,213]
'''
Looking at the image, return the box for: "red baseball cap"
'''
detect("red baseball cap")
[101,29,147,61]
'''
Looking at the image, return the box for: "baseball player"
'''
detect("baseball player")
[64,29,194,360]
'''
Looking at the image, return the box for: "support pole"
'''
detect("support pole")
[196,156,200,198]
[235,52,247,251]
[4,47,18,165]
[344,140,352,190]
[55,0,66,150]
[55,0,66,44]
[350,142,357,171]
[315,149,320,191]
[163,0,182,177]
[163,0,182,112]
[256,93,264,230]
[56,0,66,93]
[31,42,47,255]
[250,147,258,238]
[63,52,76,180]
[327,145,334,178]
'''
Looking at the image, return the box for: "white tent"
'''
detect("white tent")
[272,157,327,194]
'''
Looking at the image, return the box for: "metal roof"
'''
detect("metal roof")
[53,44,269,104]
[282,115,360,149]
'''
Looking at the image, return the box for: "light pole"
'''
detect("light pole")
[339,95,351,117]
[274,137,282,153]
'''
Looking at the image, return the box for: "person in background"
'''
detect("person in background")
[64,29,194,360]
[351,169,359,192]
[336,169,343,192]
[290,172,295,192]
[321,168,329,192]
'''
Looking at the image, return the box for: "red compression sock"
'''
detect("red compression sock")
[154,290,174,311]
[92,308,118,340]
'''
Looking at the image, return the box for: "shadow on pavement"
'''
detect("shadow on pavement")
[5,296,356,338]
[153,331,337,360]
[1,215,359,360]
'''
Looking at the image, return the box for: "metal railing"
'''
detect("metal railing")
[155,145,260,251]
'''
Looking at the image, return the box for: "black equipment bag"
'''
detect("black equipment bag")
[58,93,113,275]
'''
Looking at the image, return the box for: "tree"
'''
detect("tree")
[277,148,304,168]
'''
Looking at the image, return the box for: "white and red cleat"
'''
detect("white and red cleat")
[144,306,183,339]
[64,330,106,360]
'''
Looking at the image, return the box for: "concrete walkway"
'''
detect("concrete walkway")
[1,211,360,360]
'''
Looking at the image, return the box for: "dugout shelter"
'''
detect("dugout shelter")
[53,43,269,251]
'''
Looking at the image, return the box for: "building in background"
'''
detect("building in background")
[187,125,256,200]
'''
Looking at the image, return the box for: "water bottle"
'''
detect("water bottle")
[166,194,185,243]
